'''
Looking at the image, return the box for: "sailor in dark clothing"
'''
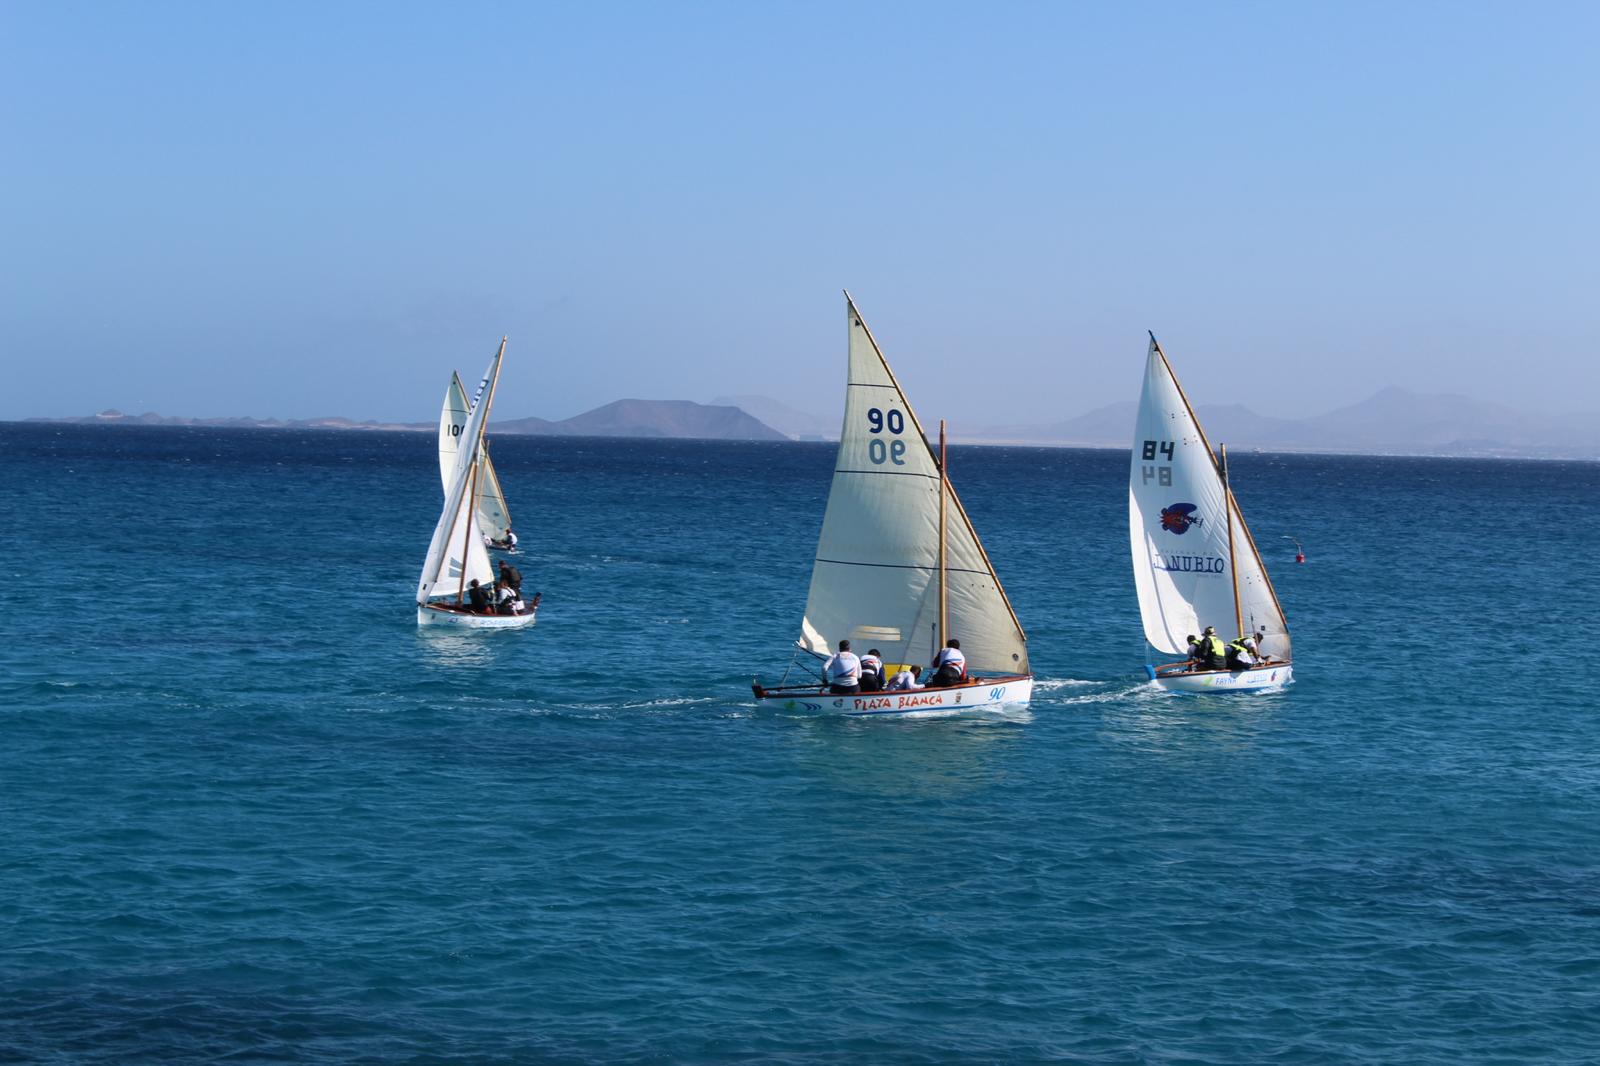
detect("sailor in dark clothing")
[498,560,523,596]
[467,579,491,614]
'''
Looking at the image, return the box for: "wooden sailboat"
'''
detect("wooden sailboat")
[417,338,538,629]
[752,294,1032,715]
[438,371,516,550]
[1129,334,1291,691]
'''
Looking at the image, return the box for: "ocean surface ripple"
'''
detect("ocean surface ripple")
[2,425,1597,1063]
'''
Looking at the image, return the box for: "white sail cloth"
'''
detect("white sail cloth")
[418,347,503,604]
[797,296,1028,676]
[437,373,512,542]
[1128,338,1290,660]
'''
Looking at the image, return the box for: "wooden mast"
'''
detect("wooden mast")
[938,419,948,660]
[1220,443,1243,640]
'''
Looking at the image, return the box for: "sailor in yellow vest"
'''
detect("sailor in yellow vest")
[1226,635,1259,670]
[1200,626,1228,670]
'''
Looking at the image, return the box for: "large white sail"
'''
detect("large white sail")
[438,372,513,542]
[1128,337,1290,660]
[418,343,505,604]
[437,374,472,490]
[797,295,1028,676]
[473,446,512,543]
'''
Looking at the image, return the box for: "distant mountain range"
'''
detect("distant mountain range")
[23,387,1600,458]
[493,399,785,440]
[710,394,838,440]
[29,399,787,442]
[956,386,1600,459]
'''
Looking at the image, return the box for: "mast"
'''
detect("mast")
[1220,443,1243,639]
[938,419,948,659]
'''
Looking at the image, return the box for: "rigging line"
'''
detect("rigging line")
[815,558,993,576]
[833,468,940,479]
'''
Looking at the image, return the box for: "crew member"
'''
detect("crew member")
[886,665,925,692]
[928,639,967,687]
[466,579,491,614]
[859,648,885,692]
[823,639,862,694]
[1226,635,1258,670]
[1200,626,1228,670]
[498,560,522,597]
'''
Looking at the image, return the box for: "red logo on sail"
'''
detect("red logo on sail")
[1160,503,1203,534]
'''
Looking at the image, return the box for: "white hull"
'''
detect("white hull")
[417,603,537,629]
[754,675,1032,716]
[1147,662,1292,693]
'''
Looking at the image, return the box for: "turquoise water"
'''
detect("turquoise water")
[3,424,1598,1062]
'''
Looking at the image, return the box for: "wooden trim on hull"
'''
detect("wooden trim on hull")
[752,674,1033,715]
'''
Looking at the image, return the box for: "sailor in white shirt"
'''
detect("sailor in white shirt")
[929,639,967,687]
[885,665,925,692]
[822,639,862,694]
[858,649,885,692]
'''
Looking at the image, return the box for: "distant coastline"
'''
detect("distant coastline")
[20,386,1600,460]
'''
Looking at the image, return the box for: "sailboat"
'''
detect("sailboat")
[438,371,516,550]
[417,338,538,629]
[752,294,1032,715]
[1129,333,1291,691]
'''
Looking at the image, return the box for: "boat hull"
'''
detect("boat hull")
[416,602,537,629]
[1146,662,1292,693]
[754,675,1033,716]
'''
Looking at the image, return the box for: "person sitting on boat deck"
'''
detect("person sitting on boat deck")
[928,639,967,687]
[858,648,885,692]
[886,664,925,692]
[1200,626,1228,670]
[1225,635,1259,670]
[1185,634,1206,666]
[1253,627,1272,663]
[493,580,517,615]
[498,527,518,549]
[467,579,491,614]
[498,560,522,597]
[822,639,862,694]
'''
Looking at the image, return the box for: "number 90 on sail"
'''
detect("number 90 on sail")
[866,406,906,465]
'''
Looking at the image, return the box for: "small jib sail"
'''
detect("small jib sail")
[418,339,506,610]
[438,372,513,544]
[795,293,1029,677]
[1128,334,1290,664]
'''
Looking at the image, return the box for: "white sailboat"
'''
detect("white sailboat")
[752,294,1032,715]
[438,371,516,550]
[417,338,538,629]
[1129,333,1291,691]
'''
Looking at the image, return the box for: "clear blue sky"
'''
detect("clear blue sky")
[3,1,1597,424]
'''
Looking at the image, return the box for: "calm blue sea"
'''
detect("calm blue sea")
[2,423,1597,1063]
